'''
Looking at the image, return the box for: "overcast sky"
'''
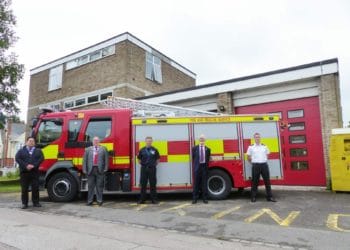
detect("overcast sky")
[11,0,350,126]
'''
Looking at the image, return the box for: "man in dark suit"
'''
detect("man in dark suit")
[192,134,211,204]
[82,136,109,206]
[15,137,44,209]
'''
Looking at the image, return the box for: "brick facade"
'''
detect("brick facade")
[27,34,196,125]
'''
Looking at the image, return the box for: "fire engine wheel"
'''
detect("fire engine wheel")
[47,172,78,202]
[207,169,232,200]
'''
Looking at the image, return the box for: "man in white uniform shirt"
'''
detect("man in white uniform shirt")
[247,132,276,203]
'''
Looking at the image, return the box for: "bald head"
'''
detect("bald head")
[92,136,100,146]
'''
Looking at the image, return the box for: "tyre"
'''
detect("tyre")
[47,172,78,202]
[207,169,232,200]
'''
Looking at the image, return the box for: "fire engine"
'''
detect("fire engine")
[31,97,283,202]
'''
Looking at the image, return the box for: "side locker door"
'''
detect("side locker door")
[192,123,239,160]
[241,121,283,180]
[134,124,191,187]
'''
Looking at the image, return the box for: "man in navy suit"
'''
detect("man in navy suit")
[192,134,211,204]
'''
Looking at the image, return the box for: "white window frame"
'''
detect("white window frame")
[145,52,162,83]
[48,65,63,91]
[65,45,115,71]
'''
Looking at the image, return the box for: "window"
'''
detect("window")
[88,95,99,103]
[66,59,79,70]
[290,148,307,157]
[289,122,305,131]
[48,65,63,91]
[68,120,82,141]
[288,109,304,118]
[84,118,112,142]
[100,92,112,101]
[50,104,60,111]
[268,112,282,118]
[145,52,162,83]
[290,135,306,144]
[90,50,102,61]
[36,119,63,145]
[291,161,309,170]
[102,45,115,57]
[75,98,86,106]
[65,45,115,70]
[64,101,74,109]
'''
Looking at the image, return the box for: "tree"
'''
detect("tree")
[0,0,24,129]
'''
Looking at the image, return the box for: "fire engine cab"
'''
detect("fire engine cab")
[31,97,283,202]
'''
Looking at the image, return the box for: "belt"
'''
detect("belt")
[252,162,267,164]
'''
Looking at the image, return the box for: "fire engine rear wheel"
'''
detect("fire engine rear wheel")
[47,172,78,202]
[207,169,232,200]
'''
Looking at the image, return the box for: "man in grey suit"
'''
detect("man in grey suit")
[83,136,109,206]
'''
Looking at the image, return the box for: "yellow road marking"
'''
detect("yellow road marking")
[161,203,191,216]
[244,208,300,226]
[211,206,241,220]
[135,204,148,211]
[327,214,350,232]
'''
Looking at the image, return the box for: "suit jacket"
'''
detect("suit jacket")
[192,145,211,172]
[82,145,109,175]
[15,146,44,173]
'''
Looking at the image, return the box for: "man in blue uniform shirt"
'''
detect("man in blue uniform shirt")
[247,132,276,203]
[137,136,160,204]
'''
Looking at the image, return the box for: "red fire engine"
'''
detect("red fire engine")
[31,97,283,201]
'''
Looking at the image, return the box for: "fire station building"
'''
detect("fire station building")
[139,59,342,187]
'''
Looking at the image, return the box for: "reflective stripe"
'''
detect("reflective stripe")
[132,115,280,125]
[100,143,113,151]
[42,144,58,159]
[113,156,130,164]
[167,154,190,163]
[250,138,280,152]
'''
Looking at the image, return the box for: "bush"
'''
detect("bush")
[5,169,19,179]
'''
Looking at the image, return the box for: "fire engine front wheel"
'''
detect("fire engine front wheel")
[207,169,232,200]
[47,172,78,202]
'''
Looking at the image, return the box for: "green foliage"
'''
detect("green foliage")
[0,0,24,129]
[5,168,19,179]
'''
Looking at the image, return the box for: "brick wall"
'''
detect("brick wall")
[318,74,343,187]
[216,92,233,114]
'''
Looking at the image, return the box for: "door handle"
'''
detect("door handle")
[341,157,346,160]
[57,151,64,158]
[108,150,115,157]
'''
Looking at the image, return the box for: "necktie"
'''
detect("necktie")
[200,146,204,163]
[93,147,98,165]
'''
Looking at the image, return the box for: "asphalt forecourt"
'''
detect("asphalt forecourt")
[0,189,349,249]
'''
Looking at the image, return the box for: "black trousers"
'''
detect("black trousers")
[140,165,157,201]
[193,164,208,200]
[20,171,40,205]
[251,163,272,198]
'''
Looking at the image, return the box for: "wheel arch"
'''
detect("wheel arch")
[45,161,80,189]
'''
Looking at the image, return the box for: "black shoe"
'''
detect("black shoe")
[151,200,159,204]
[203,200,208,204]
[87,202,93,206]
[251,197,256,203]
[21,204,28,209]
[33,203,42,207]
[192,200,197,204]
[97,202,103,206]
[267,197,277,202]
[137,200,145,204]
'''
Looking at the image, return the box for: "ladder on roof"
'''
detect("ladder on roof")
[102,96,220,117]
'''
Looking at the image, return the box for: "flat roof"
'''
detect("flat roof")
[30,32,196,79]
[138,58,338,103]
